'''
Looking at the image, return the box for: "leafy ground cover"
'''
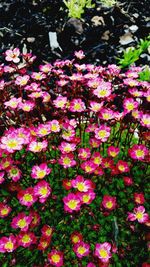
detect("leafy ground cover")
[0,49,149,266]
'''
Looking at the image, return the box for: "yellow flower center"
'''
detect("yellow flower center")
[39,187,48,196]
[5,241,13,250]
[126,103,134,111]
[68,200,78,209]
[63,157,71,165]
[22,235,31,243]
[99,248,108,258]
[51,254,60,263]
[106,201,113,209]
[74,103,81,110]
[18,219,26,228]
[46,228,52,236]
[94,157,101,164]
[39,128,48,135]
[1,208,9,215]
[23,194,33,202]
[83,195,90,203]
[136,150,144,157]
[78,246,86,255]
[77,183,85,192]
[85,166,92,172]
[73,236,79,243]
[7,140,18,149]
[136,212,143,220]
[37,170,46,179]
[98,89,107,97]
[98,130,106,138]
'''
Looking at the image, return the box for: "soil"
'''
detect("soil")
[0,0,150,65]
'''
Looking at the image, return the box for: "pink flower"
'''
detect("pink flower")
[86,263,96,267]
[53,96,68,109]
[17,187,37,207]
[0,234,17,253]
[74,50,85,59]
[123,98,139,113]
[63,193,81,213]
[101,158,114,169]
[70,232,83,244]
[4,97,22,109]
[34,180,51,203]
[93,81,111,98]
[91,152,103,166]
[140,114,150,128]
[71,175,95,192]
[95,242,112,263]
[116,160,129,173]
[38,237,51,251]
[81,160,97,174]
[7,166,22,182]
[128,144,148,160]
[102,195,116,210]
[69,98,86,112]
[27,139,48,153]
[17,232,37,248]
[62,124,75,141]
[0,134,23,153]
[48,250,64,267]
[58,141,76,154]
[89,101,104,112]
[58,153,76,168]
[107,146,120,158]
[89,138,101,148]
[39,63,52,73]
[134,193,145,205]
[41,225,53,238]
[123,176,133,186]
[5,48,20,63]
[31,163,51,179]
[18,100,35,112]
[11,212,32,231]
[78,148,91,160]
[31,72,46,80]
[98,108,114,121]
[123,78,139,87]
[95,125,111,142]
[0,203,11,218]
[48,120,60,133]
[15,75,30,86]
[73,241,90,258]
[127,206,149,223]
[0,157,13,170]
[77,190,96,204]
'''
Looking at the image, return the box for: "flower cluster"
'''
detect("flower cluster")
[0,49,149,266]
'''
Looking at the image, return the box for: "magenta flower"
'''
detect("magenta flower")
[41,225,53,238]
[58,153,76,168]
[31,163,51,179]
[107,146,120,158]
[17,187,37,207]
[0,134,23,153]
[48,249,64,267]
[78,148,91,160]
[98,108,114,121]
[140,113,150,128]
[69,98,86,112]
[116,160,130,173]
[39,63,52,73]
[53,96,68,109]
[15,75,30,86]
[17,232,37,248]
[7,166,22,182]
[31,72,46,80]
[128,144,148,160]
[34,180,51,203]
[127,206,149,223]
[58,141,76,154]
[95,125,111,142]
[5,48,20,63]
[77,190,96,204]
[0,203,11,218]
[11,212,32,231]
[27,139,48,153]
[71,175,95,192]
[63,193,81,213]
[48,120,60,133]
[0,171,5,184]
[95,242,112,263]
[91,151,103,166]
[134,193,145,205]
[18,100,35,112]
[0,234,17,253]
[123,98,139,113]
[102,195,116,211]
[89,101,104,113]
[74,50,85,59]
[80,160,96,174]
[73,241,90,258]
[4,97,22,110]
[93,81,111,98]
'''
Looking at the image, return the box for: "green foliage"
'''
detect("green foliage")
[138,66,150,82]
[99,0,117,7]
[117,36,150,68]
[63,0,95,19]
